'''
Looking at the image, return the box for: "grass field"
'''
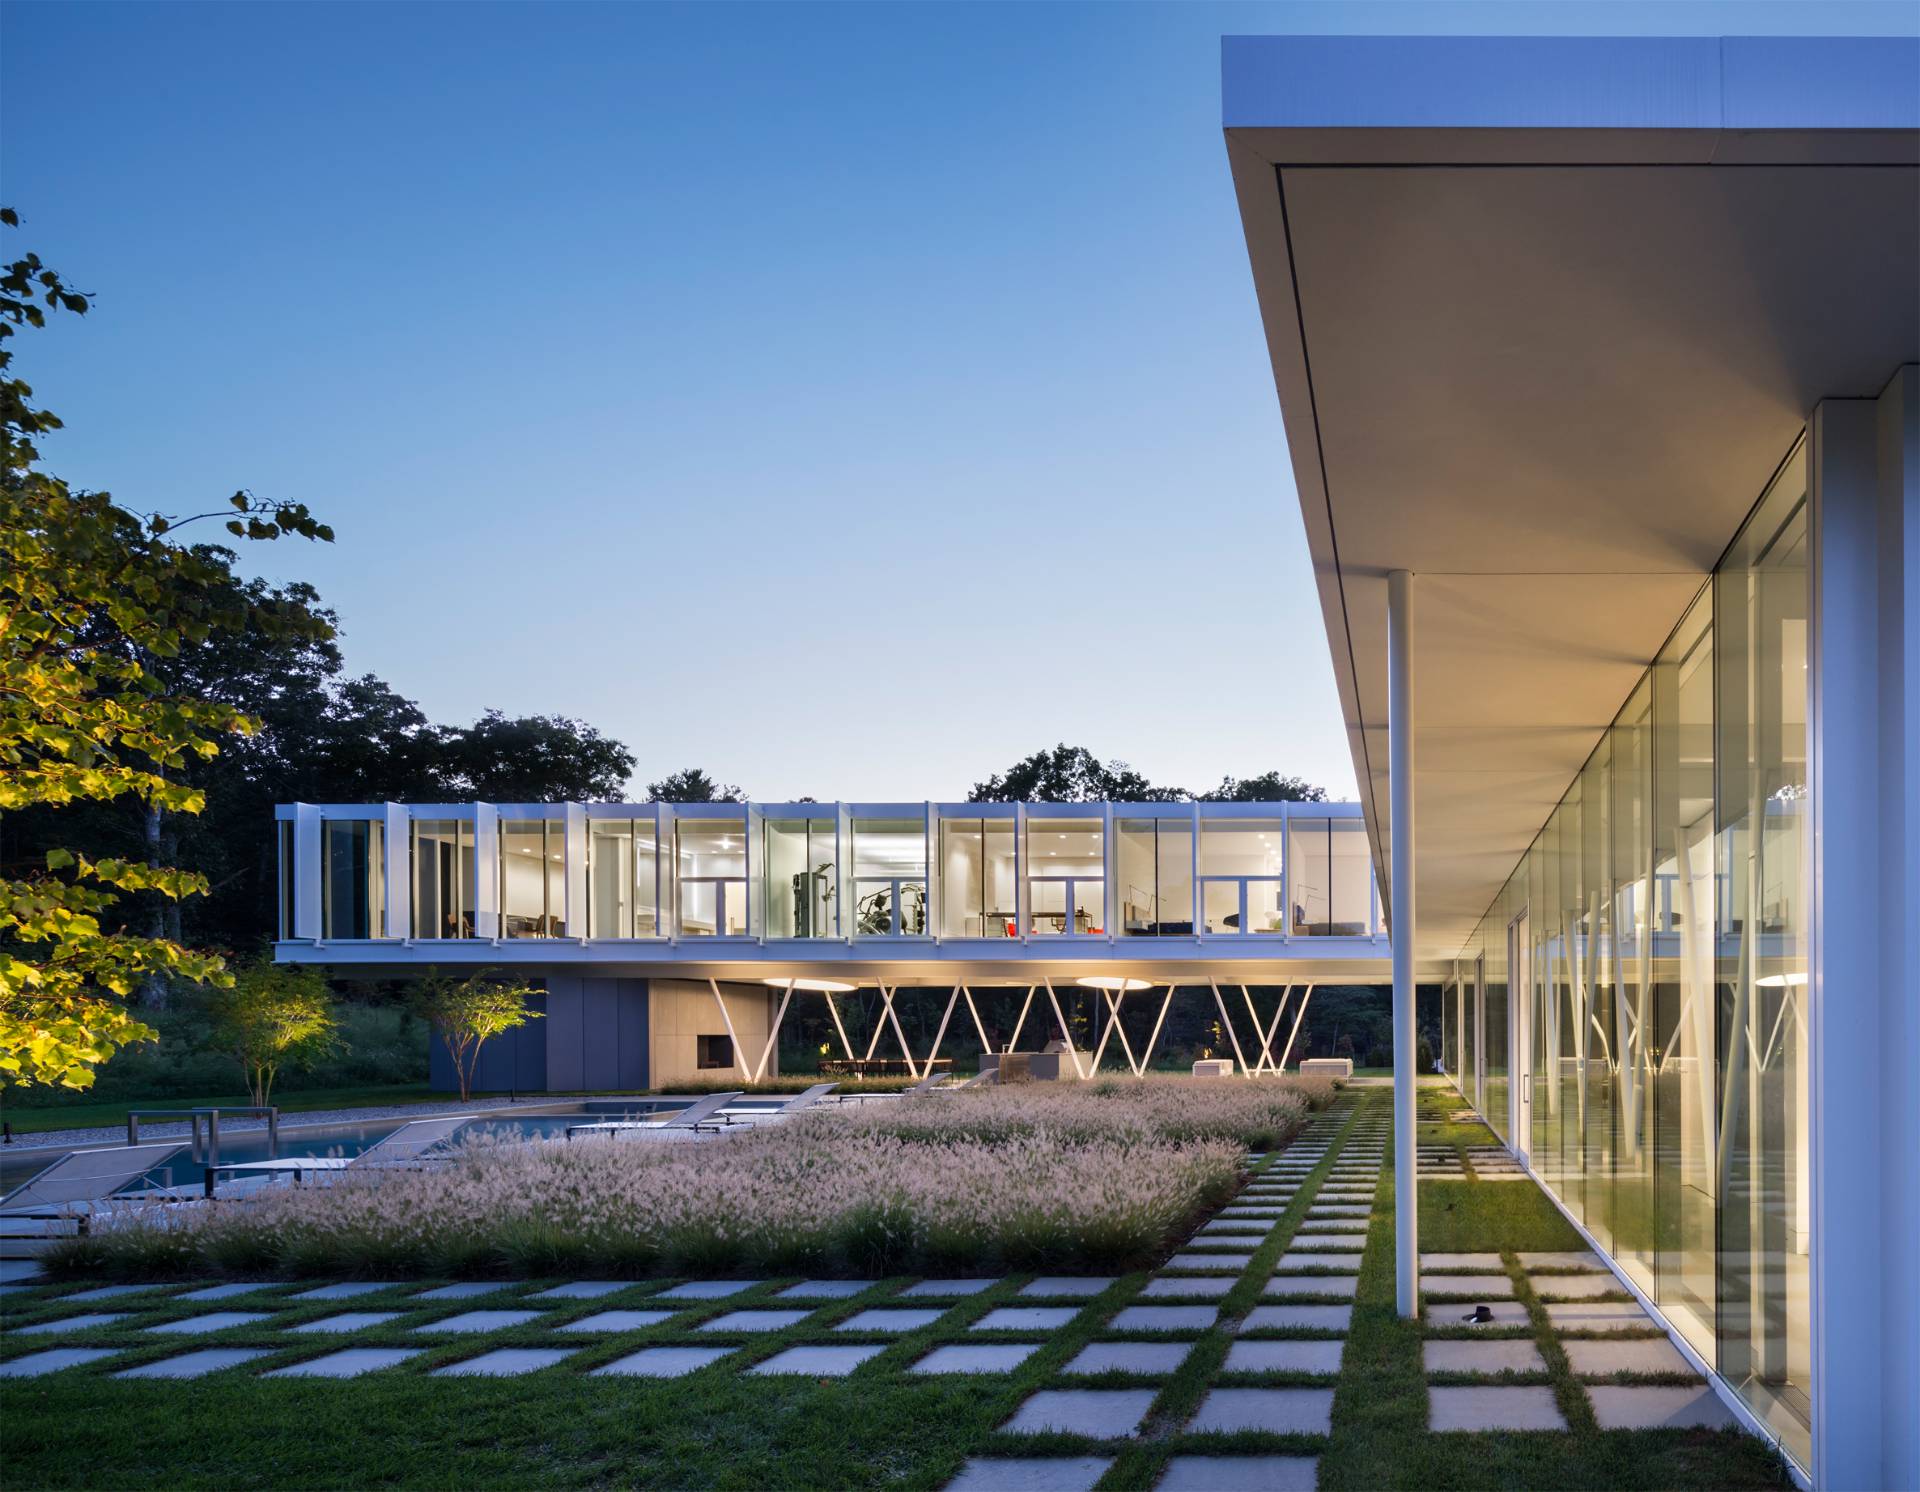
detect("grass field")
[0,1088,1789,1490]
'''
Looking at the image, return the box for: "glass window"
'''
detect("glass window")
[1026,819,1103,935]
[939,817,1018,938]
[1611,677,1657,1288]
[277,821,296,939]
[1714,443,1810,1463]
[1115,818,1194,936]
[588,819,635,939]
[412,819,476,938]
[765,818,839,938]
[321,819,383,939]
[1283,818,1331,934]
[500,818,566,938]
[633,820,661,937]
[1653,588,1717,1358]
[677,815,748,936]
[1328,817,1371,934]
[851,818,928,937]
[1200,818,1283,934]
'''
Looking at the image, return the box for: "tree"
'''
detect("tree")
[967,744,1182,803]
[442,711,634,802]
[412,971,543,1101]
[0,211,333,1088]
[1195,772,1329,803]
[648,767,743,803]
[206,961,339,1105]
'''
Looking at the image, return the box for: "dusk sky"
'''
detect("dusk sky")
[5,0,1908,803]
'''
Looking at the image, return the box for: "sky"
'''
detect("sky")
[5,0,1911,804]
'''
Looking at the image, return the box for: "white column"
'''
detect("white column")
[1389,567,1419,1318]
[1809,370,1919,1492]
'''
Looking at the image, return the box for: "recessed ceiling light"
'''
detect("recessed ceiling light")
[1076,975,1151,991]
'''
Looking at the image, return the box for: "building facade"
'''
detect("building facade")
[1225,32,1918,1489]
[273,797,1390,1091]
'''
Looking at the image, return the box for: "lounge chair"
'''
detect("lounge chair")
[959,1068,996,1088]
[714,1082,838,1123]
[205,1115,479,1194]
[0,1142,189,1238]
[564,1090,743,1140]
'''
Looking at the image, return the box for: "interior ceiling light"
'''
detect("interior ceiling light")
[1076,976,1151,991]
[763,977,856,993]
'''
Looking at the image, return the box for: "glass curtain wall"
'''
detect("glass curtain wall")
[1201,819,1284,934]
[587,818,661,938]
[500,818,565,937]
[764,818,839,938]
[1115,818,1195,935]
[1026,820,1104,935]
[851,819,928,936]
[1713,447,1811,1459]
[321,819,383,939]
[277,821,296,939]
[1452,435,1810,1464]
[412,819,476,938]
[938,818,1018,937]
[677,816,748,936]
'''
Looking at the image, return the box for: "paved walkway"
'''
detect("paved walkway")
[0,1088,1755,1490]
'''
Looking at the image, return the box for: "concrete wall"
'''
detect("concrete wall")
[648,979,779,1088]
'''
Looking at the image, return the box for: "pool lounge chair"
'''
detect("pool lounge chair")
[0,1142,190,1239]
[564,1090,743,1140]
[204,1114,479,1194]
[713,1081,839,1123]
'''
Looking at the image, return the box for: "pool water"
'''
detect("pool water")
[0,1095,787,1197]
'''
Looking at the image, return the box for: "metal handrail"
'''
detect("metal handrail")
[126,1107,280,1168]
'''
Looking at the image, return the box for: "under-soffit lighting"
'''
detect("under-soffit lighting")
[1755,972,1809,988]
[1075,976,1151,991]
[763,977,857,993]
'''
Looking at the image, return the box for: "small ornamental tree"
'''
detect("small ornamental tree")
[413,971,543,1101]
[205,962,339,1106]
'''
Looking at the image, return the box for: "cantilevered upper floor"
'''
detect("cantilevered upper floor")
[271,798,1388,981]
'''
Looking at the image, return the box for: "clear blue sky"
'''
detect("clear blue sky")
[5,0,1909,802]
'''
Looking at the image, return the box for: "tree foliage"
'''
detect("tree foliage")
[967,745,1326,805]
[0,211,333,1089]
[647,767,743,803]
[1194,772,1328,803]
[205,960,339,1105]
[412,971,543,1101]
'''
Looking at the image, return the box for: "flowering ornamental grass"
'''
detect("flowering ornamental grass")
[47,1077,1327,1281]
[48,1131,1235,1282]
[813,1073,1332,1152]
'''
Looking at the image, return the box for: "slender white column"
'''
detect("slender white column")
[1389,567,1419,1318]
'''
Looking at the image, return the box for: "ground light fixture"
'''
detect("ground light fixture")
[1074,975,1152,991]
[761,977,857,993]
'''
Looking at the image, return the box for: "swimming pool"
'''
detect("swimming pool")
[0,1095,794,1198]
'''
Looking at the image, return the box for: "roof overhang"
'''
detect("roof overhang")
[1225,34,1920,966]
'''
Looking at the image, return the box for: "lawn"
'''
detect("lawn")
[1,1086,1791,1491]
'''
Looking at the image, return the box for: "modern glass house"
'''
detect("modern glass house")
[1224,32,1917,1490]
[274,797,1388,1088]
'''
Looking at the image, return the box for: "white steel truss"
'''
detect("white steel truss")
[1207,978,1315,1076]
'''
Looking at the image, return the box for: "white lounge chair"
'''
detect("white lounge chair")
[564,1090,743,1140]
[0,1142,189,1237]
[206,1114,478,1193]
[713,1082,839,1123]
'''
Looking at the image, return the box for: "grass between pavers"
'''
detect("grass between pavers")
[0,1109,1358,1492]
[1314,1090,1793,1492]
[1418,1179,1585,1253]
[0,1272,1143,1490]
